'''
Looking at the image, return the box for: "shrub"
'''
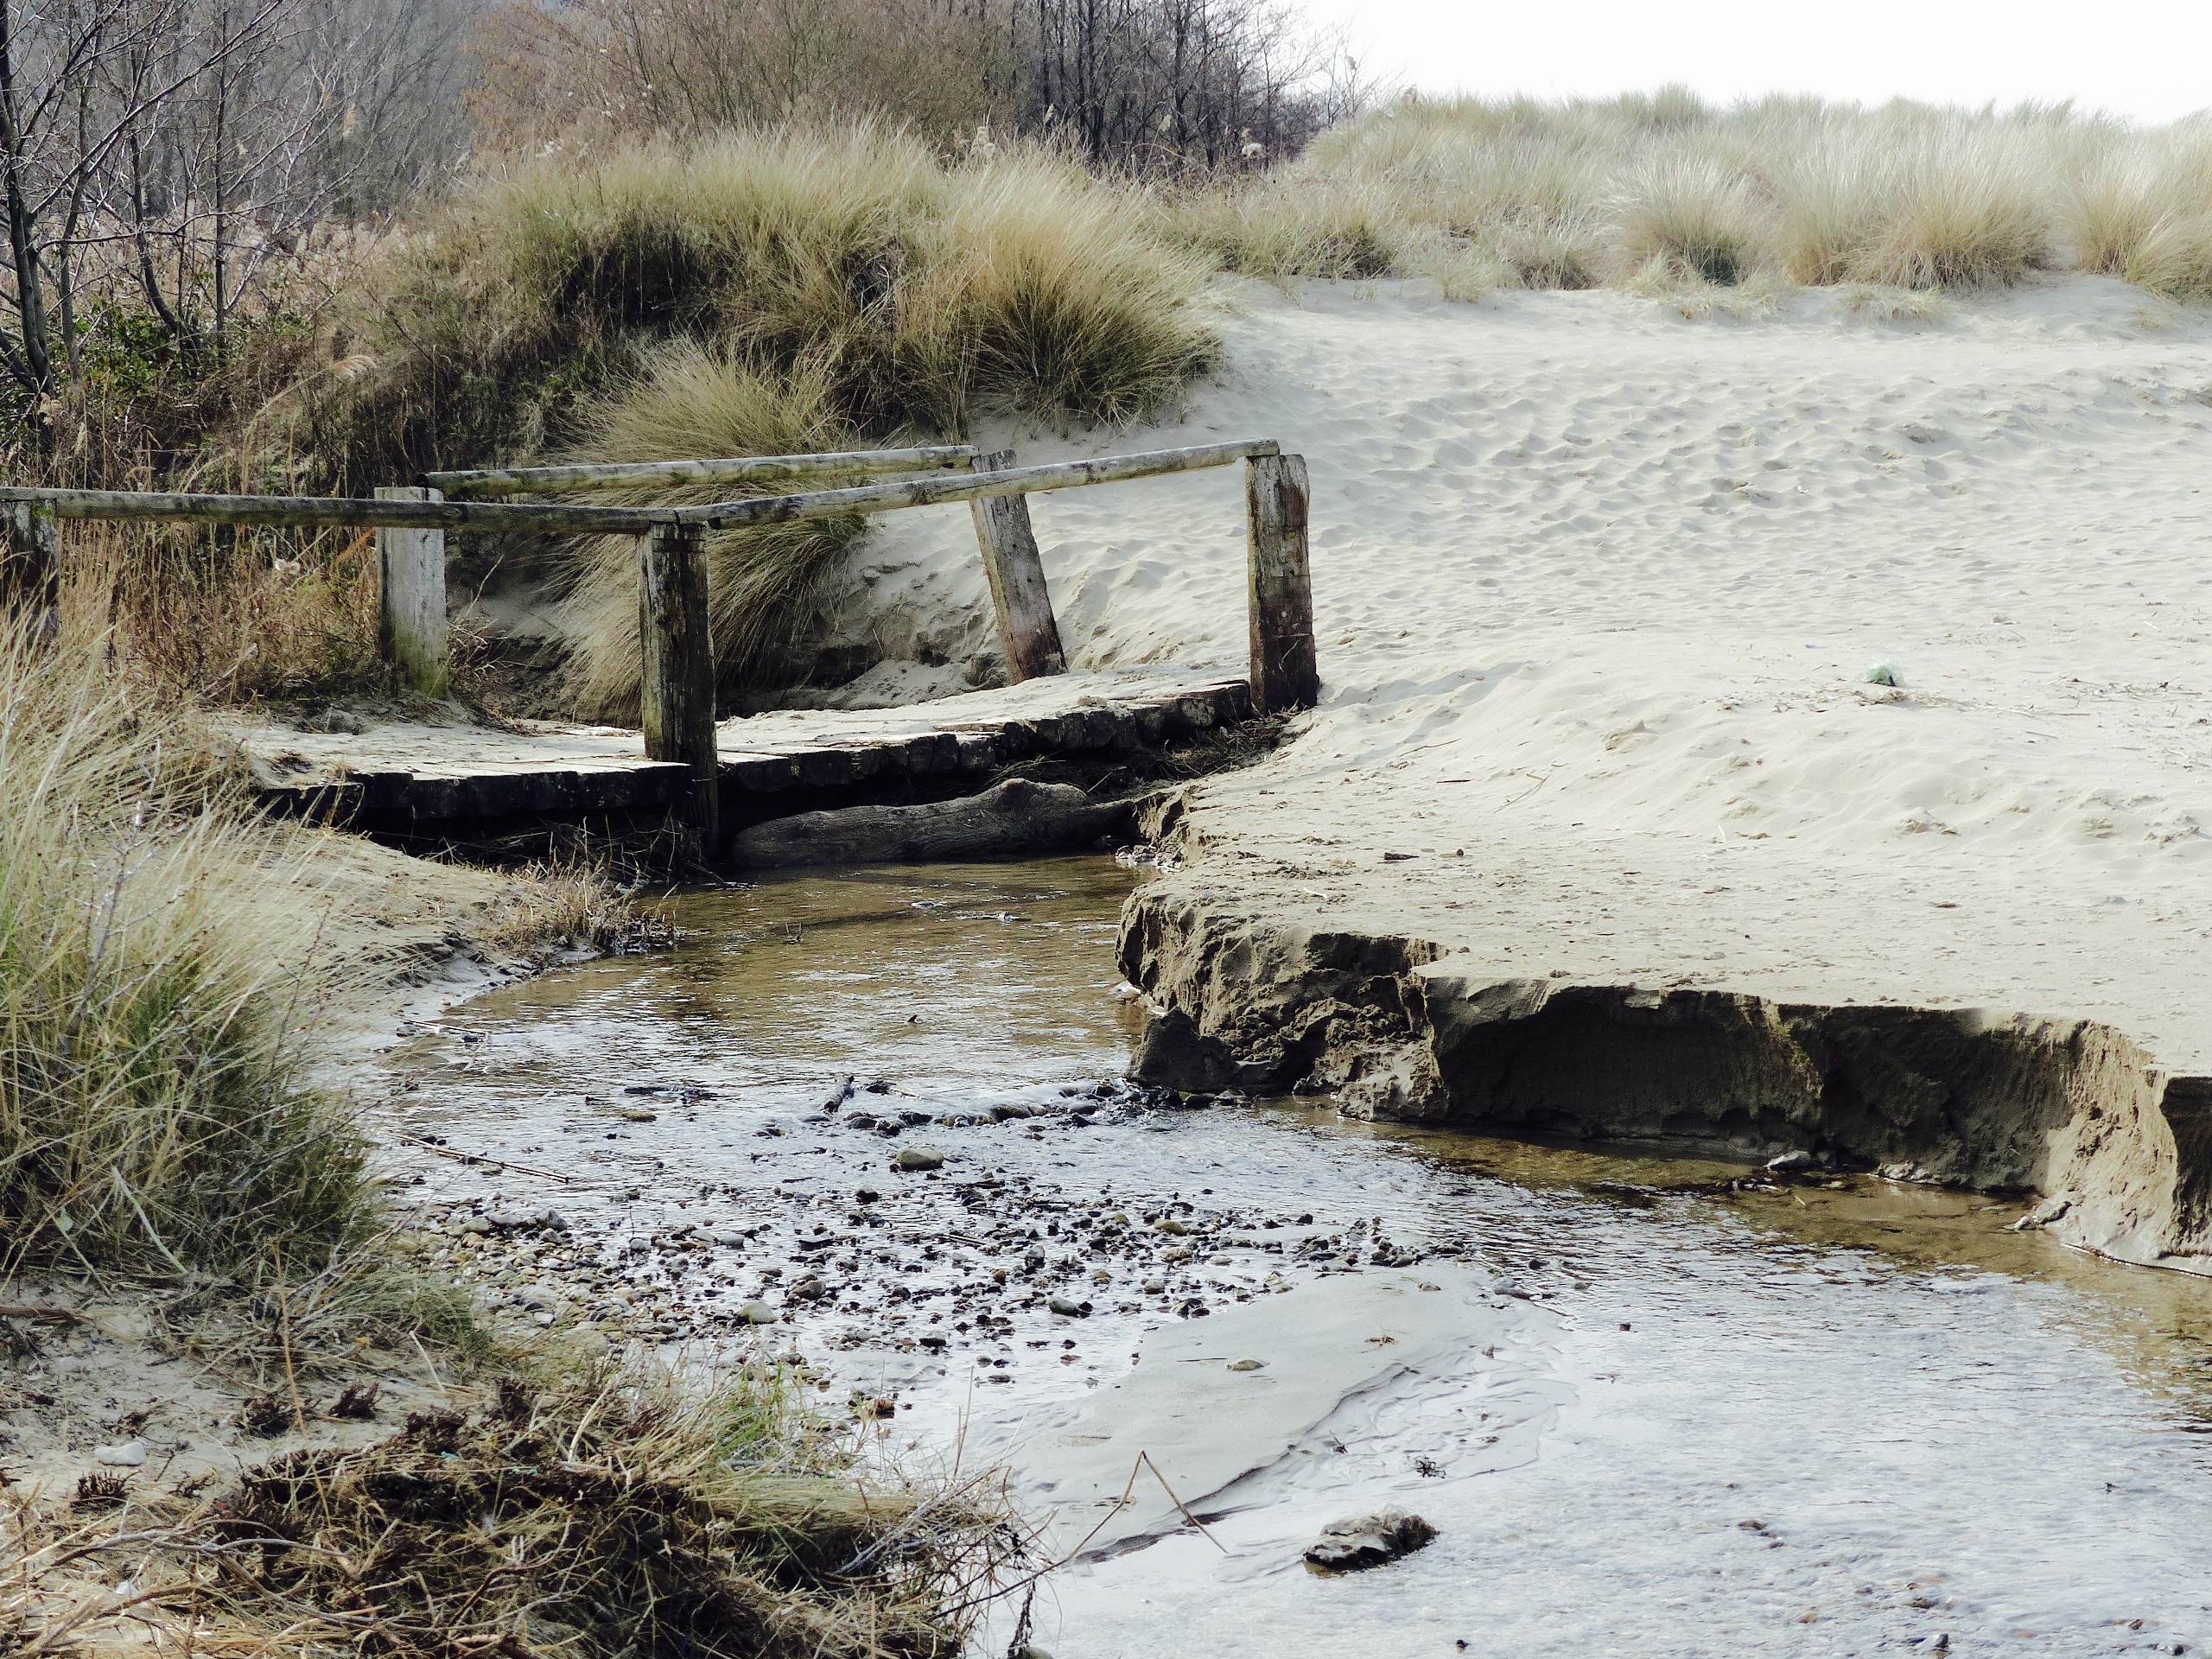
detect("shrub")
[1611,154,1769,285]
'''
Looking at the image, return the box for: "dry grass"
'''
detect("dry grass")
[0,623,372,1281]
[3,1355,1025,1659]
[480,859,677,961]
[1176,92,2212,302]
[60,520,384,706]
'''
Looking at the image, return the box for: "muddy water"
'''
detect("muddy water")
[381,857,2212,1659]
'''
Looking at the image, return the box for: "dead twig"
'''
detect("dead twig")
[396,1135,575,1185]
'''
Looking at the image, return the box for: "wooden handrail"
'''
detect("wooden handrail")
[0,486,675,534]
[0,440,1273,534]
[681,439,1280,530]
[423,444,982,499]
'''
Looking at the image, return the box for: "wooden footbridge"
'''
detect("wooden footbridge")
[2,438,1316,853]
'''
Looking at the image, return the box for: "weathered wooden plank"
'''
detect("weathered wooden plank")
[688,439,1281,531]
[968,448,1066,682]
[0,486,674,534]
[638,522,719,845]
[424,445,981,499]
[375,486,450,696]
[1245,453,1319,714]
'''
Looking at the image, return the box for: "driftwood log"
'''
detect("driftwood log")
[728,779,1140,868]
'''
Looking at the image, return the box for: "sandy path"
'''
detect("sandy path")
[857,275,2212,1069]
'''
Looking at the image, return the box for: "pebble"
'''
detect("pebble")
[93,1440,148,1467]
[1048,1294,1092,1318]
[738,1300,779,1325]
[1227,1357,1267,1372]
[1303,1507,1438,1572]
[894,1147,946,1172]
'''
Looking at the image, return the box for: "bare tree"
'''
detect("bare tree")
[0,0,479,448]
[465,0,1362,174]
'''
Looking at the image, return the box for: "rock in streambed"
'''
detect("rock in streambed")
[1304,1507,1438,1572]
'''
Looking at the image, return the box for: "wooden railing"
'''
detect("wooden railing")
[0,437,1316,845]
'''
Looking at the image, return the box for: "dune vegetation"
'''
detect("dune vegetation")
[1176,92,2212,300]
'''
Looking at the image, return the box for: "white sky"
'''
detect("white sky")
[1296,0,2212,125]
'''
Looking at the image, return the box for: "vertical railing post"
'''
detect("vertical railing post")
[968,448,1066,682]
[3,498,59,640]
[374,485,449,696]
[639,518,720,848]
[1245,451,1318,714]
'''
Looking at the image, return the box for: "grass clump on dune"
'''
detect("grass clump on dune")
[293,124,1216,708]
[311,124,1217,490]
[0,625,371,1281]
[549,346,873,717]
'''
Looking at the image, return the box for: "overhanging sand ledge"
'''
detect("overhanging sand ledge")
[1117,876,2211,1273]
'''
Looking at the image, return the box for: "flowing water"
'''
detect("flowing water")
[378,856,2212,1659]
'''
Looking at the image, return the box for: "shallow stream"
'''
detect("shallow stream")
[378,857,2212,1659]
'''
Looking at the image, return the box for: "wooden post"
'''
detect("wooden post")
[3,498,59,636]
[639,519,719,846]
[374,485,449,696]
[1245,453,1319,714]
[968,448,1066,682]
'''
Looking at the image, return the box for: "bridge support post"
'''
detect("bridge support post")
[3,498,59,640]
[639,519,720,847]
[1245,452,1318,714]
[375,485,449,696]
[969,448,1066,682]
